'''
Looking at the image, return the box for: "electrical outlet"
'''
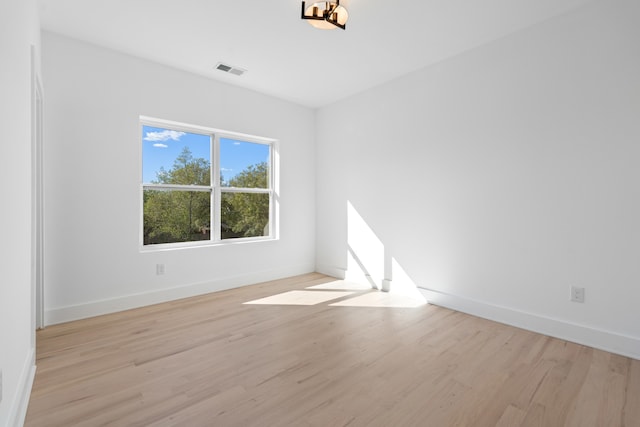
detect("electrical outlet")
[570,286,585,303]
[156,264,165,275]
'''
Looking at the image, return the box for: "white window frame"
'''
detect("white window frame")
[140,116,277,250]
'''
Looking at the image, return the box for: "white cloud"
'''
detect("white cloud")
[221,167,233,172]
[233,141,241,146]
[153,143,168,148]
[144,130,185,142]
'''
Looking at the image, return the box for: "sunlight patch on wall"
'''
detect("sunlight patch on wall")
[389,258,427,303]
[346,201,383,288]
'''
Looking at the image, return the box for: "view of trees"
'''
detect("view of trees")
[143,147,270,245]
[221,162,270,239]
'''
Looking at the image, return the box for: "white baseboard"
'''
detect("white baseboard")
[6,348,36,427]
[45,263,315,325]
[315,264,346,280]
[419,287,640,360]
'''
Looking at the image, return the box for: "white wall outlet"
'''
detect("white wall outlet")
[570,286,585,303]
[156,264,165,275]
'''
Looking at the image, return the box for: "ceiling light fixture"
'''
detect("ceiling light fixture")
[301,1,348,30]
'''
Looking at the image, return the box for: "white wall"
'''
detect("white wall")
[42,33,316,324]
[0,0,39,425]
[316,0,640,358]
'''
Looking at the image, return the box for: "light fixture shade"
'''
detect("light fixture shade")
[301,1,348,30]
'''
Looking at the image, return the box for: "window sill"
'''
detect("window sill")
[139,236,278,253]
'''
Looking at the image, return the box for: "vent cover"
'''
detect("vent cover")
[215,62,247,76]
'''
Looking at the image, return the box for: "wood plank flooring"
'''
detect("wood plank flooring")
[25,273,640,426]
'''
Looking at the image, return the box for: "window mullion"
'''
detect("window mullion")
[212,134,222,242]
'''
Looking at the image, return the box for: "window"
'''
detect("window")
[141,118,275,247]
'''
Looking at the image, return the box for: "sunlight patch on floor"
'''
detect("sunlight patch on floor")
[243,290,355,306]
[306,280,372,291]
[244,279,426,308]
[330,291,426,308]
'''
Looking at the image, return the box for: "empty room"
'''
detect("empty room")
[1,0,639,426]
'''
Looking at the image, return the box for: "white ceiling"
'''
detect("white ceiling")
[38,0,593,108]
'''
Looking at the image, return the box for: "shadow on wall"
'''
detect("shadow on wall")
[346,201,426,303]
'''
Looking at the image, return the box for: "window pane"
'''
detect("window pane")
[220,138,269,188]
[221,192,270,239]
[144,189,211,245]
[142,125,211,185]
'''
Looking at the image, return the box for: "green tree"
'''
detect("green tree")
[228,162,268,188]
[222,162,270,238]
[144,154,270,244]
[156,147,210,186]
[144,147,211,244]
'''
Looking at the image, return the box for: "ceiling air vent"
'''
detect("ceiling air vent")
[215,62,247,76]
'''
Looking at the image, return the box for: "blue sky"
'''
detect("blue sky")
[142,126,269,184]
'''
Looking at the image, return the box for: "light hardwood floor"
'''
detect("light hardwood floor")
[25,273,640,426]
